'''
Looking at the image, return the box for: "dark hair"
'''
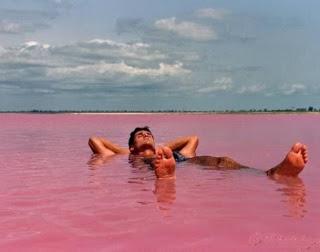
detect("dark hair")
[128,126,153,147]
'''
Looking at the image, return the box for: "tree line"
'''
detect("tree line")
[0,106,318,113]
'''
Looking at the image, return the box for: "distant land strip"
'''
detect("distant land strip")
[0,107,319,114]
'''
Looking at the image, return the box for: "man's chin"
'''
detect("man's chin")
[139,143,155,151]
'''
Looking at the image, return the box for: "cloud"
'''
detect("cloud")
[0,41,52,68]
[115,18,202,64]
[0,83,28,95]
[0,40,51,82]
[0,8,58,20]
[198,77,233,93]
[115,18,145,35]
[49,0,75,8]
[0,20,21,33]
[0,39,191,96]
[49,39,169,65]
[116,13,257,46]
[195,8,230,20]
[154,17,217,41]
[53,0,64,4]
[80,39,166,61]
[280,83,306,95]
[19,41,51,53]
[0,0,74,35]
[237,84,266,94]
[46,61,190,80]
[0,38,169,68]
[0,8,56,34]
[88,39,150,49]
[0,46,5,55]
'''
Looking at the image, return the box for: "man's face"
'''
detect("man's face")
[131,130,155,153]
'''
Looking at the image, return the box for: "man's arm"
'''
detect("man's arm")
[164,135,198,158]
[88,136,129,156]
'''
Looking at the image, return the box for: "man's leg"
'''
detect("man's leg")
[187,155,248,169]
[187,142,308,177]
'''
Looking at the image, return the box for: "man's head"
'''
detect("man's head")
[128,126,155,154]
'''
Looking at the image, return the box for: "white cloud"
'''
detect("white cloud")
[88,39,150,49]
[0,46,6,56]
[154,17,217,41]
[198,77,233,93]
[0,20,21,33]
[47,61,190,80]
[195,8,230,20]
[0,41,51,58]
[19,41,51,52]
[0,39,193,87]
[237,84,266,94]
[281,83,306,95]
[84,39,165,61]
[0,38,169,69]
[5,41,53,61]
[0,2,73,36]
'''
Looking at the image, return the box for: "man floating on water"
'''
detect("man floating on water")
[88,126,308,179]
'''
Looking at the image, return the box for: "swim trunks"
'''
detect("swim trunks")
[173,151,189,163]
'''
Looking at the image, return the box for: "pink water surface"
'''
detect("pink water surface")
[0,113,319,251]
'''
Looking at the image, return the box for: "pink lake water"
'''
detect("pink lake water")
[0,113,319,251]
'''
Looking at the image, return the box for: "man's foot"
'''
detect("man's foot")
[266,143,308,177]
[153,146,176,179]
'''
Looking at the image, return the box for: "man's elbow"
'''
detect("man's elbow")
[88,136,100,147]
[190,135,199,145]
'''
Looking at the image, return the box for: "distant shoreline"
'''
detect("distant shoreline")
[0,110,319,115]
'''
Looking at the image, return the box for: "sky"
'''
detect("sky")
[0,0,319,111]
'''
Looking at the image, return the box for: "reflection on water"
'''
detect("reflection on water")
[153,178,176,213]
[128,156,177,214]
[87,153,116,168]
[272,176,307,218]
[1,114,319,251]
[128,155,154,172]
[87,153,308,219]
[87,154,177,214]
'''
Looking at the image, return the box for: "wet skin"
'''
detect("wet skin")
[89,131,308,179]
